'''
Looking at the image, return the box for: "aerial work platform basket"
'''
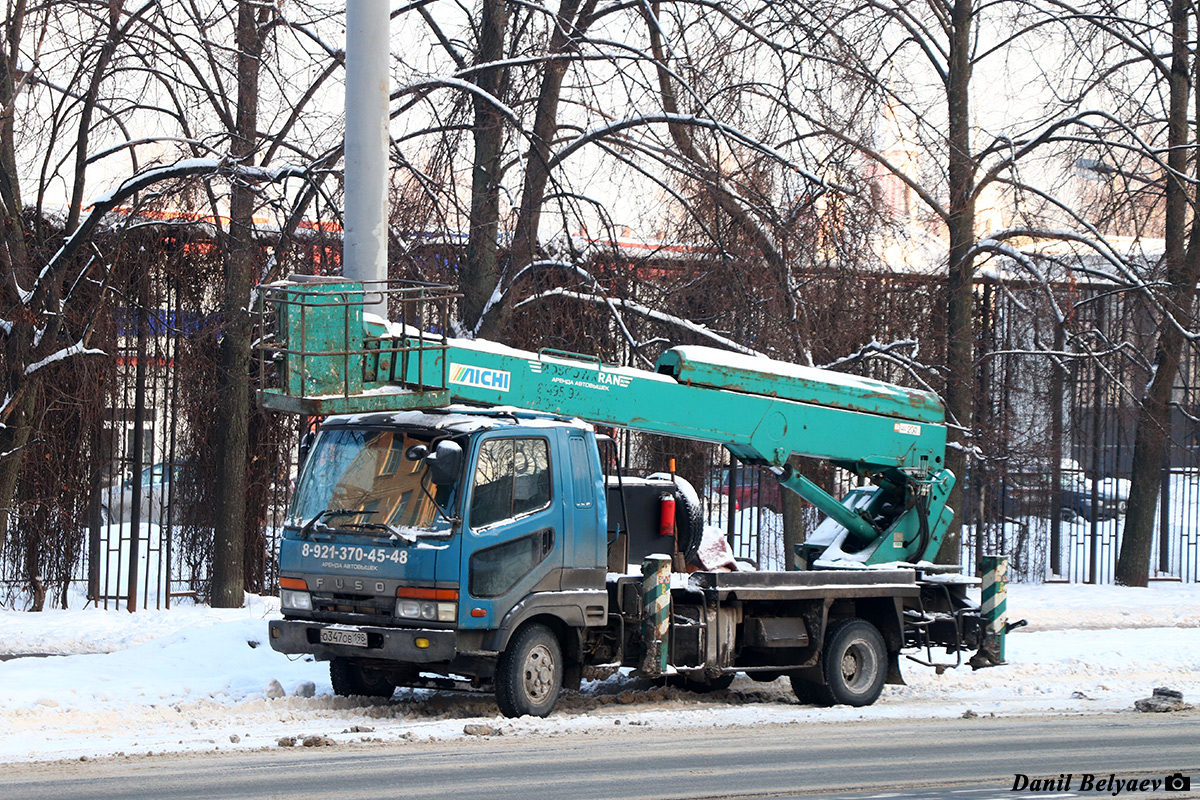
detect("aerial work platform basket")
[255,276,460,416]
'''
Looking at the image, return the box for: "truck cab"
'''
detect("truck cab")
[269,407,611,715]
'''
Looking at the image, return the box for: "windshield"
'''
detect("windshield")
[288,428,454,536]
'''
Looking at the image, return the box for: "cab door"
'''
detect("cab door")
[458,431,564,628]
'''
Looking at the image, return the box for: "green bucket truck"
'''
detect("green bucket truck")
[260,277,1009,717]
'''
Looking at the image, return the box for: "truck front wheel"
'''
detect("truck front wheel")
[330,658,396,699]
[495,622,562,718]
[820,618,887,707]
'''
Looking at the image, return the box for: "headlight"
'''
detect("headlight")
[396,598,456,622]
[280,589,312,611]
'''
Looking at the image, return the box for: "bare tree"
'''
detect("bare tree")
[1047,0,1200,585]
[209,0,269,609]
[1113,0,1197,586]
[145,0,345,606]
[0,0,342,606]
[0,1,157,566]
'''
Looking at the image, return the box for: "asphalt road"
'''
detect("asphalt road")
[2,713,1197,800]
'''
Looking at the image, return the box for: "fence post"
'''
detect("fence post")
[981,554,1008,662]
[640,554,671,675]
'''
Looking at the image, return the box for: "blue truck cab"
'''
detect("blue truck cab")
[268,406,612,715]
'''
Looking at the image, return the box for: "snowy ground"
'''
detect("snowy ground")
[0,583,1198,763]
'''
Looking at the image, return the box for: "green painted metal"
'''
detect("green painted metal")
[257,279,958,566]
[656,346,944,424]
[274,278,365,399]
[259,387,451,416]
[260,278,453,416]
[790,464,954,565]
[779,470,879,544]
[406,339,947,474]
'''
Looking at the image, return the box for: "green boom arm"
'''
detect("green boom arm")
[258,278,956,567]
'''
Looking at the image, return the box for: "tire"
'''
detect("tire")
[677,672,735,693]
[675,488,705,560]
[820,618,887,707]
[329,658,396,699]
[495,622,562,718]
[789,674,827,705]
[748,670,783,683]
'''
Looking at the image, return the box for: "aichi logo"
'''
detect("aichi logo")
[449,363,511,392]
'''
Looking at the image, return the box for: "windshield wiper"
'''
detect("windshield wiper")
[417,477,461,526]
[297,509,362,539]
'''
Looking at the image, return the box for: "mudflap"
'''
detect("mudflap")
[968,635,1004,669]
[885,651,906,685]
[968,618,1028,670]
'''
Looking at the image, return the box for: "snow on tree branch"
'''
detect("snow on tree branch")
[514,287,764,356]
[27,158,311,303]
[23,342,107,377]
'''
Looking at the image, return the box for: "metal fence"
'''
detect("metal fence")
[3,266,1198,609]
[957,279,1200,583]
[0,235,305,611]
[82,276,302,610]
[696,278,1200,585]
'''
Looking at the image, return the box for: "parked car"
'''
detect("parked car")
[710,466,782,512]
[100,462,193,525]
[1059,472,1128,522]
[964,462,1129,523]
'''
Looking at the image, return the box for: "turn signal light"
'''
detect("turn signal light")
[279,577,308,590]
[396,586,459,601]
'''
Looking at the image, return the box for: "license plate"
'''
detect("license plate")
[320,628,368,648]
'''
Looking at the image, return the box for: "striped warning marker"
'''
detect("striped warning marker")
[981,555,1008,663]
[641,555,672,675]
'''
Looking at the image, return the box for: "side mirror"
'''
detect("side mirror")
[298,431,316,470]
[405,443,430,461]
[425,440,463,486]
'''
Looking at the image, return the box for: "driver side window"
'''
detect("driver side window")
[470,437,551,529]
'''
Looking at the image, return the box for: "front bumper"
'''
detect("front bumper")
[268,619,458,663]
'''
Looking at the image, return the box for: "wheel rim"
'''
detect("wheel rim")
[840,638,879,694]
[522,643,555,702]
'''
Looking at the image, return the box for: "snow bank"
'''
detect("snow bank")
[0,585,1197,763]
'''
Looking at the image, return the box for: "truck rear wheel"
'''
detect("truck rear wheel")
[788,675,825,705]
[495,622,562,718]
[330,658,396,699]
[820,618,887,707]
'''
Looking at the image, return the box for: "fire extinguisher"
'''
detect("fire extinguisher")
[658,493,676,537]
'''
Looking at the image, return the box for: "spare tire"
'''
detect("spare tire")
[671,482,705,559]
